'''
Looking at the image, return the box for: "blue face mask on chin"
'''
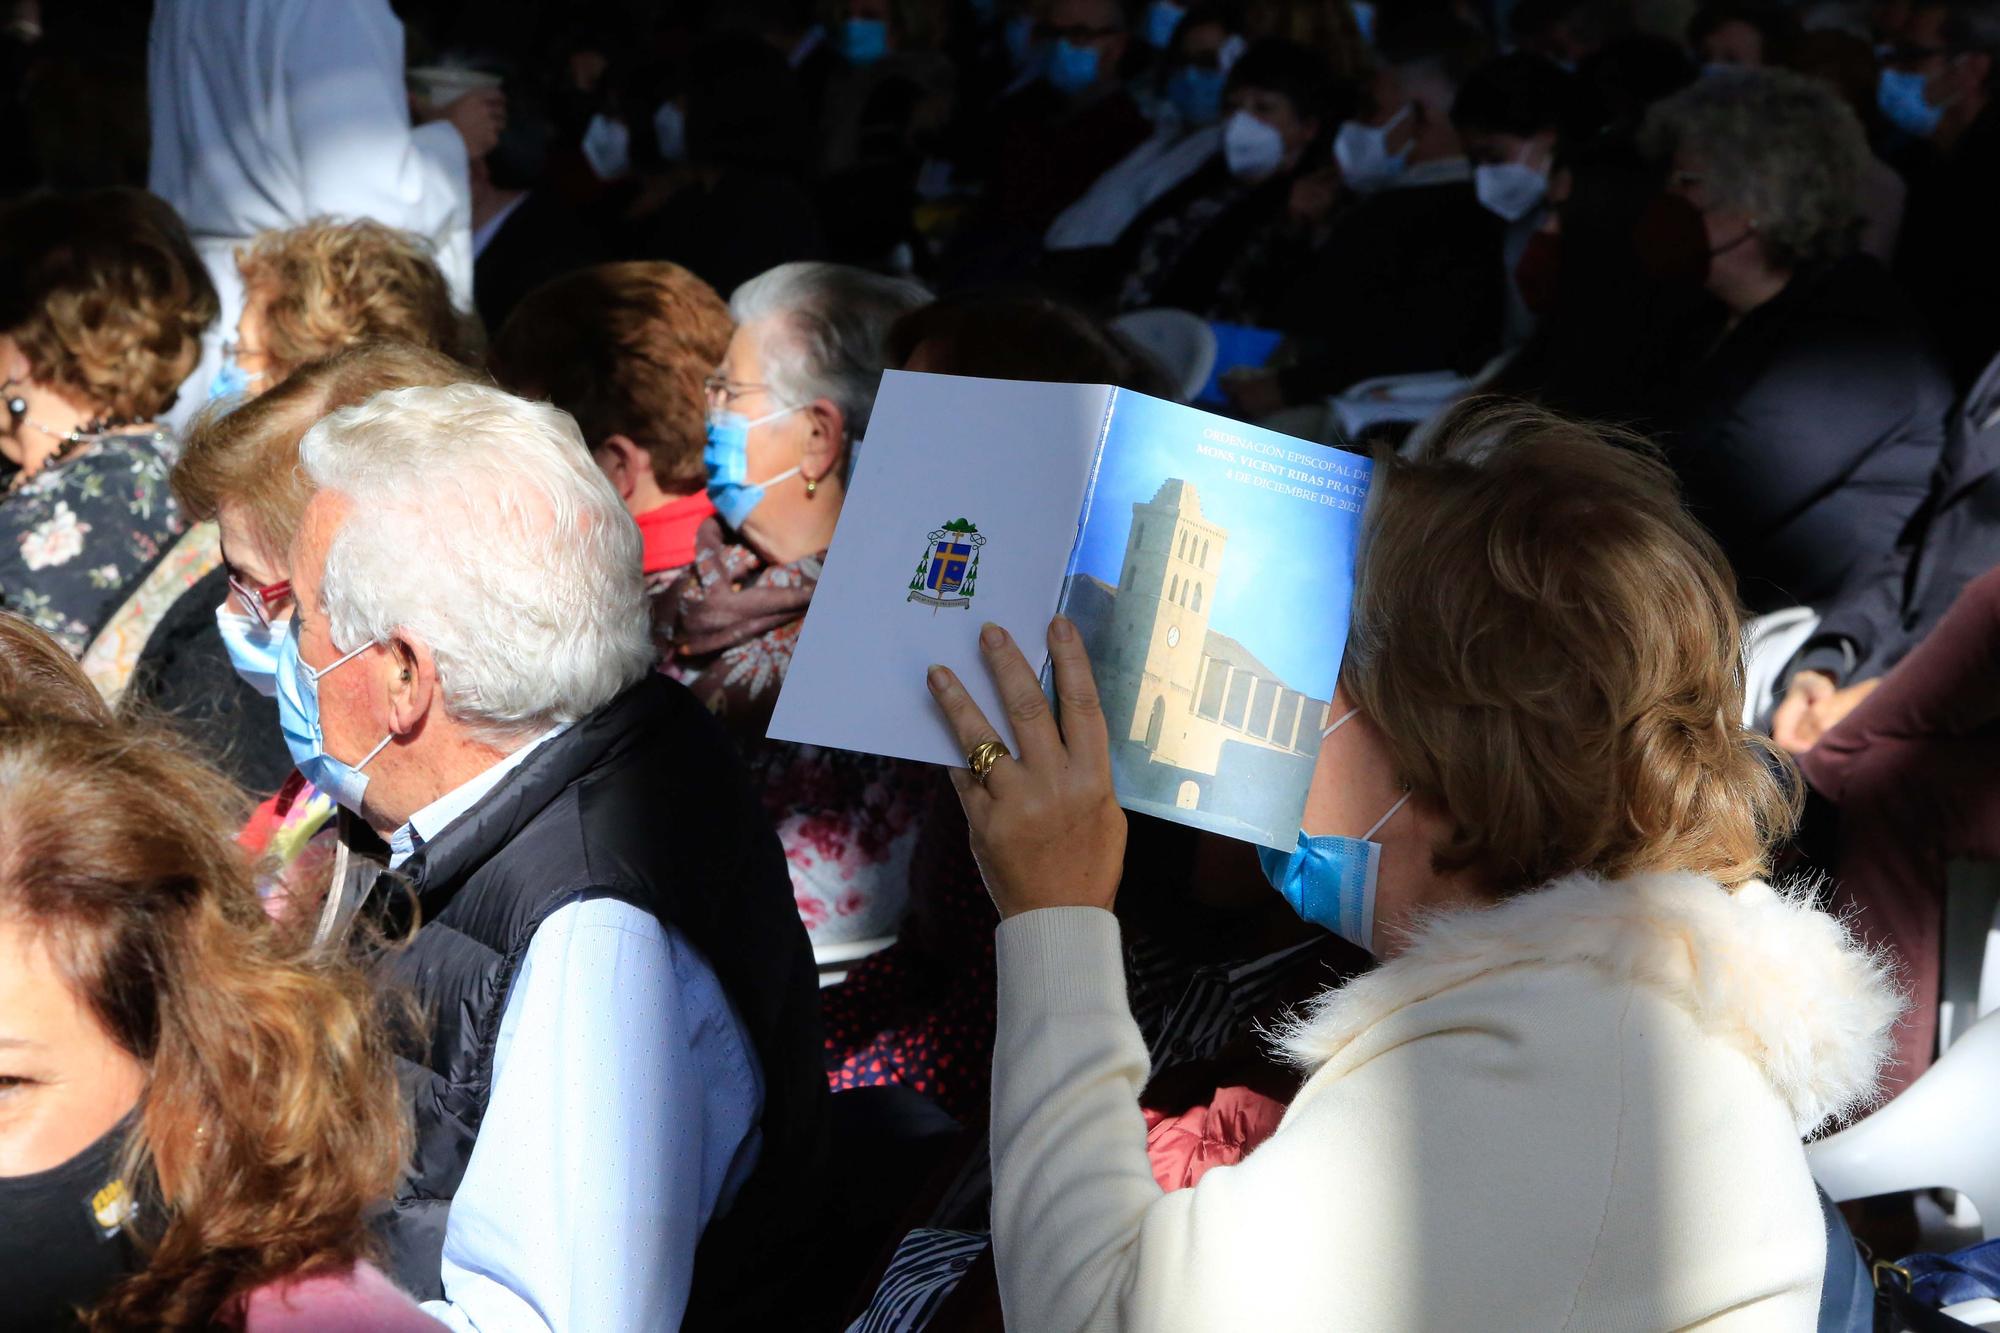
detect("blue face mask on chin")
[1255,709,1412,953]
[208,354,257,403]
[1004,13,1039,68]
[274,618,392,814]
[1047,38,1101,95]
[1145,0,1185,49]
[842,16,890,65]
[703,404,805,530]
[1166,65,1226,126]
[215,607,285,698]
[1878,66,1945,137]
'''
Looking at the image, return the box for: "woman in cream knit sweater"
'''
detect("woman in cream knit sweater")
[924,401,1901,1332]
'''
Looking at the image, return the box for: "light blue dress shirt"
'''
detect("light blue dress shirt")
[397,744,766,1332]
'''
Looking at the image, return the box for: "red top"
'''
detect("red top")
[635,492,716,578]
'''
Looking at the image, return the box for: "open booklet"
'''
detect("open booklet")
[768,371,1374,850]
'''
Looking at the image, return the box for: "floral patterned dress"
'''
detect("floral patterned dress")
[0,431,181,658]
[655,517,933,950]
[655,518,1000,1119]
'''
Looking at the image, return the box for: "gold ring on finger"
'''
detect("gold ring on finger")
[966,739,1011,782]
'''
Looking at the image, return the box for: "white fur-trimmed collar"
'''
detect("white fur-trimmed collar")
[1274,872,1904,1134]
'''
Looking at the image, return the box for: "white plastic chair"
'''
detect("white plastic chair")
[1109,309,1218,404]
[1941,862,2000,1054]
[1809,1007,2000,1238]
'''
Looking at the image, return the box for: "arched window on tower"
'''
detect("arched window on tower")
[1168,574,1179,602]
[1192,583,1203,612]
[1201,539,1210,567]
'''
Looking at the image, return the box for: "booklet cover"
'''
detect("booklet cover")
[767,371,1374,850]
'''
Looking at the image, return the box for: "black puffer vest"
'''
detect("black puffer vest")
[373,674,828,1327]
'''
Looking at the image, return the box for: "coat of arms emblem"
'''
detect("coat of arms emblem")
[907,518,986,611]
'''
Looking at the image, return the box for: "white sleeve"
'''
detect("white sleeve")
[419,899,735,1333]
[280,0,472,300]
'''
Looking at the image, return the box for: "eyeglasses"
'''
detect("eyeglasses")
[227,569,293,628]
[703,375,771,407]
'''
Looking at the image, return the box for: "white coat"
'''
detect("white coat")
[991,872,1901,1331]
[147,0,472,420]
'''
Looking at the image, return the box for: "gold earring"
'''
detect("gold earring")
[804,475,818,497]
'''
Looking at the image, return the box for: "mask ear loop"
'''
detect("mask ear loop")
[1363,790,1413,840]
[1319,706,1413,839]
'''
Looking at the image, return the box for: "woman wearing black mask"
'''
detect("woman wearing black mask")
[0,614,433,1331]
[1637,68,1952,615]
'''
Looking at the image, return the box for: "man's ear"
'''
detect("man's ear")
[801,399,848,489]
[593,434,646,502]
[384,633,438,738]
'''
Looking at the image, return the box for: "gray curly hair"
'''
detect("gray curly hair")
[1640,67,1865,269]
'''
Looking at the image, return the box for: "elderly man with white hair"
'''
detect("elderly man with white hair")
[277,383,826,1331]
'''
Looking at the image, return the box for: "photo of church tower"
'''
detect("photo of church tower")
[1064,478,1329,845]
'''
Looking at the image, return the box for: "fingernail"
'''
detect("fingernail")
[980,623,1006,650]
[927,665,950,692]
[1051,615,1075,642]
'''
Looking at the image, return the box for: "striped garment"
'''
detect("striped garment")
[848,928,1357,1327]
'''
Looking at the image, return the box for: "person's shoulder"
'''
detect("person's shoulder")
[240,1261,443,1333]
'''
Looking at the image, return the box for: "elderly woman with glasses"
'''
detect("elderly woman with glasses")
[131,345,476,849]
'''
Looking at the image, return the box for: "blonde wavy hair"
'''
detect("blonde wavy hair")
[235,218,473,382]
[0,627,407,1329]
[173,342,481,567]
[0,189,218,422]
[1345,399,1800,894]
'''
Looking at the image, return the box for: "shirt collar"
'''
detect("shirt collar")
[389,723,570,869]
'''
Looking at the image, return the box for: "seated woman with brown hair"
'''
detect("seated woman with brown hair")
[217,217,475,402]
[130,343,478,796]
[927,400,1900,1328]
[83,216,476,698]
[0,623,435,1331]
[0,187,217,659]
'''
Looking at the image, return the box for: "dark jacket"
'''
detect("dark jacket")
[1895,101,2000,391]
[128,564,293,794]
[376,674,827,1328]
[473,189,602,336]
[1274,171,1505,402]
[1659,254,1953,614]
[1784,347,2000,692]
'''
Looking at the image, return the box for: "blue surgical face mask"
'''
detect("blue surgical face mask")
[1047,38,1101,95]
[275,618,392,814]
[208,351,261,403]
[1005,13,1039,68]
[1350,0,1377,46]
[1166,65,1226,126]
[1878,66,1944,137]
[1255,709,1412,953]
[704,403,806,530]
[215,607,285,698]
[842,16,890,65]
[1145,0,1185,49]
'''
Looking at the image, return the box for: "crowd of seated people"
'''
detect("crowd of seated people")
[3,0,2000,1328]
